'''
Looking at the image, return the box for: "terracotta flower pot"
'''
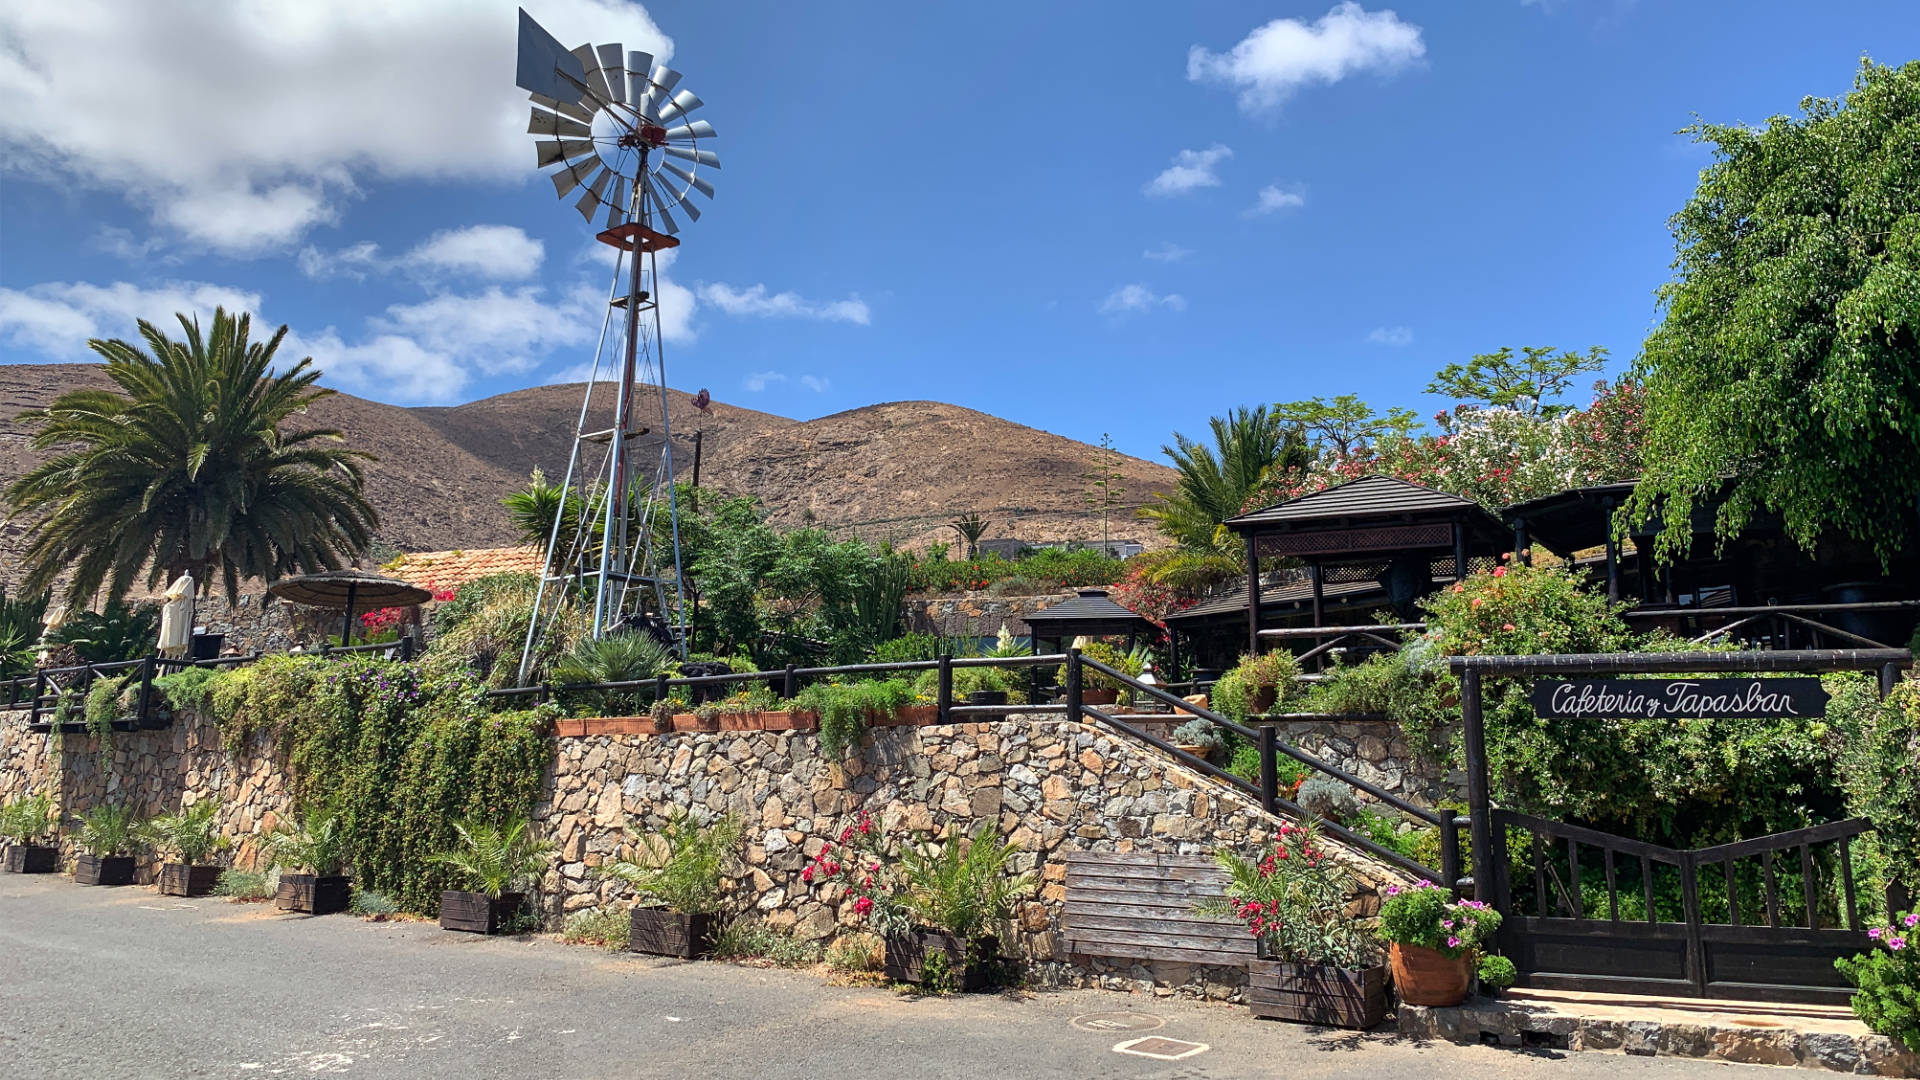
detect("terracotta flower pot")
[1389,942,1472,1006]
[1081,688,1119,707]
[1249,685,1279,714]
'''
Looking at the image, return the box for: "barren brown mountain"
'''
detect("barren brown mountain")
[1,364,1175,589]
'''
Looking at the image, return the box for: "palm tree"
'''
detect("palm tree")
[6,308,377,605]
[1141,405,1307,554]
[949,512,990,560]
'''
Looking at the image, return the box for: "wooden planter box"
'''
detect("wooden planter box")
[1247,960,1388,1029]
[158,863,222,897]
[2,843,57,874]
[883,930,998,992]
[73,854,136,886]
[276,873,352,915]
[439,890,525,934]
[628,908,716,958]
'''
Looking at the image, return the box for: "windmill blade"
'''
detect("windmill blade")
[596,44,627,101]
[663,145,721,169]
[530,91,594,126]
[574,177,609,223]
[662,119,716,141]
[514,9,584,99]
[625,51,654,101]
[656,89,703,123]
[660,160,715,200]
[527,107,592,138]
[549,158,596,199]
[649,64,683,97]
[604,176,629,228]
[668,186,701,222]
[653,198,681,234]
[536,138,597,167]
[640,175,679,233]
[569,44,615,108]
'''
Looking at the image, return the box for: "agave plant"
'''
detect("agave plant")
[601,809,741,915]
[428,818,554,898]
[551,632,673,715]
[140,799,228,866]
[265,808,349,876]
[75,804,142,857]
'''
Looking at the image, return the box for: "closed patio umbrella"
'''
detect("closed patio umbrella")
[267,571,431,647]
[158,573,195,658]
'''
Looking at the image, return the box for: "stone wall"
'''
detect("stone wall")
[905,589,1076,640]
[1,702,1411,999]
[0,708,292,876]
[1266,717,1462,813]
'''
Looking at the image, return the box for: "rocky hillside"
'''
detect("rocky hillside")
[0,364,1176,586]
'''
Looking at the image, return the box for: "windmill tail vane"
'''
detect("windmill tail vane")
[511,8,719,684]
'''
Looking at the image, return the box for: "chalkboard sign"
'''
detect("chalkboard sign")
[1530,678,1829,720]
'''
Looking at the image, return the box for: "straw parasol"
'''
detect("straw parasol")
[268,571,431,646]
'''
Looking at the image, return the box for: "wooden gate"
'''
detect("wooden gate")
[1489,810,1875,1004]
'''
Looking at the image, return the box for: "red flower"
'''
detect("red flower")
[1492,566,1507,578]
[853,896,873,916]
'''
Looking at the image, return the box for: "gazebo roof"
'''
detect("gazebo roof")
[1227,475,1483,530]
[1025,589,1154,639]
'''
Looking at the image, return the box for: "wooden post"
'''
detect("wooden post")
[1453,520,1468,582]
[654,673,670,708]
[134,656,155,728]
[1602,497,1620,602]
[1513,519,1530,565]
[782,664,797,699]
[1065,646,1083,721]
[1245,538,1263,655]
[936,654,952,724]
[1461,667,1493,903]
[1308,561,1324,627]
[1440,814,1464,899]
[1878,661,1898,699]
[1258,724,1279,815]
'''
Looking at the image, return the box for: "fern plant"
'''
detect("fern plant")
[427,818,554,898]
[602,809,742,914]
[892,823,1033,941]
[75,804,141,857]
[265,808,350,876]
[141,799,228,865]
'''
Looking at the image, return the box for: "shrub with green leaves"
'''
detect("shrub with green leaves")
[1837,911,1920,1053]
[562,907,631,950]
[1378,879,1501,958]
[1296,775,1360,825]
[152,667,220,712]
[551,632,673,716]
[0,794,56,845]
[602,809,742,915]
[793,678,914,758]
[710,917,823,967]
[212,868,275,901]
[427,818,554,898]
[1200,822,1377,970]
[75,804,142,857]
[1170,718,1224,750]
[1477,953,1517,990]
[265,808,349,876]
[141,799,228,865]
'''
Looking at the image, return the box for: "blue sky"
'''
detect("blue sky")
[2,1,1916,462]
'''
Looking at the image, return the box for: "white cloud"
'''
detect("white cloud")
[300,225,545,282]
[1143,242,1193,262]
[1246,184,1307,216]
[1144,145,1233,197]
[1188,3,1426,115]
[0,280,263,357]
[1099,284,1186,316]
[372,285,599,378]
[743,371,786,392]
[283,329,468,404]
[1367,325,1413,346]
[696,283,870,325]
[798,375,830,392]
[0,1,672,253]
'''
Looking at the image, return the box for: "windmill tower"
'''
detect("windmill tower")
[511,9,719,683]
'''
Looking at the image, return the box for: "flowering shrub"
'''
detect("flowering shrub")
[1377,879,1502,959]
[1201,822,1378,969]
[1837,911,1920,1052]
[1421,554,1637,657]
[805,814,1032,943]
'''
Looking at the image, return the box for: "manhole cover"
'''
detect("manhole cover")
[1114,1036,1208,1061]
[1071,1011,1165,1033]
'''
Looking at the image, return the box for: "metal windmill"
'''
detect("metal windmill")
[511,8,718,684]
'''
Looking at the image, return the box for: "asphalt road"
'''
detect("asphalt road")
[1,873,1743,1080]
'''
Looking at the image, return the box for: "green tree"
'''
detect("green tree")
[6,308,377,604]
[1143,405,1307,553]
[1273,394,1419,460]
[1627,60,1920,566]
[1426,345,1609,418]
[948,512,989,560]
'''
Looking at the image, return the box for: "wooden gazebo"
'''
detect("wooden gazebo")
[1025,589,1155,654]
[1224,476,1508,653]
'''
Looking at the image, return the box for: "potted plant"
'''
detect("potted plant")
[1377,879,1502,1006]
[141,799,230,897]
[1170,718,1225,762]
[807,814,1032,993]
[266,809,352,915]
[952,665,1017,707]
[1202,821,1387,1028]
[1228,652,1298,715]
[72,804,142,885]
[602,809,742,958]
[429,818,553,934]
[1078,641,1142,707]
[0,794,59,874]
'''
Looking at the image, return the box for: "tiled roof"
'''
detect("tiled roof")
[1227,475,1481,528]
[1027,589,1146,622]
[383,547,544,594]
